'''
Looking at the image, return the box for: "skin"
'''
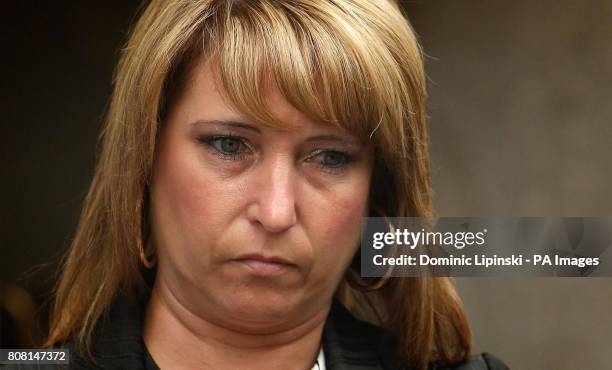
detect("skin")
[144,57,374,369]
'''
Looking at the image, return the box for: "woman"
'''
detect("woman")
[44,1,507,369]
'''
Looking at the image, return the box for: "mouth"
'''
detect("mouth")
[230,253,295,277]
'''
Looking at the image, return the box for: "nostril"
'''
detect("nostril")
[246,199,297,233]
[261,205,297,233]
[245,159,298,232]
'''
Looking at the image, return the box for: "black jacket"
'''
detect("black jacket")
[9,292,508,370]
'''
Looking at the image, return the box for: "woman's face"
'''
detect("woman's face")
[149,59,374,328]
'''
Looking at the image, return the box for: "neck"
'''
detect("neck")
[143,277,329,370]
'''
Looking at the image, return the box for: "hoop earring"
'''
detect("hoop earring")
[139,185,157,269]
[346,206,395,291]
[139,244,157,269]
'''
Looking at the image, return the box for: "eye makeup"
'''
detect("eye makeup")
[189,119,367,176]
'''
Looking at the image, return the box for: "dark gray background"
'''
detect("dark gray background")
[410,2,612,369]
[1,1,611,369]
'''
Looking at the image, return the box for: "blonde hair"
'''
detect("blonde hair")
[46,1,472,369]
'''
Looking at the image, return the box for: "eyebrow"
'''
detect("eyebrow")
[304,134,363,147]
[190,119,363,146]
[190,120,261,133]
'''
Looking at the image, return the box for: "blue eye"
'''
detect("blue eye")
[307,149,354,174]
[200,135,251,160]
[213,137,241,155]
[320,151,349,167]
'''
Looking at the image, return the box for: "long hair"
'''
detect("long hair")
[46,1,472,369]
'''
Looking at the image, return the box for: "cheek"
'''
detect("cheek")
[150,134,242,264]
[305,178,371,273]
[155,150,209,233]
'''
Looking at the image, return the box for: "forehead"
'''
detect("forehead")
[175,57,355,135]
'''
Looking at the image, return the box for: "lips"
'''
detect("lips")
[231,253,295,276]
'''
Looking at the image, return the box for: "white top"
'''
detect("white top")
[311,346,326,370]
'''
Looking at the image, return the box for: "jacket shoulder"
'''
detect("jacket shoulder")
[432,352,509,370]
[326,300,509,370]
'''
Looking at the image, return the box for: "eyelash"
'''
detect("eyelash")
[304,149,355,174]
[199,134,252,161]
[198,135,355,174]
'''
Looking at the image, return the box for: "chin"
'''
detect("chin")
[221,290,299,324]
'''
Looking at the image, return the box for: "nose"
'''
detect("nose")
[246,156,298,233]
